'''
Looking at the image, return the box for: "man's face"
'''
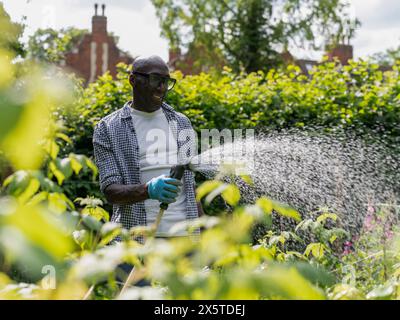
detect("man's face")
[130,58,171,112]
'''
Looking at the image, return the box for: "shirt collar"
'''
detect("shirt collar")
[120,100,174,119]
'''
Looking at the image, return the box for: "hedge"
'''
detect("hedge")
[61,59,399,159]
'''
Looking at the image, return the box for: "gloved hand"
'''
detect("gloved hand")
[146,174,182,204]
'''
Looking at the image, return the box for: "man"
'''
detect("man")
[93,55,203,244]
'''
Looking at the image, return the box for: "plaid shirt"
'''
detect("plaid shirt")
[93,101,200,242]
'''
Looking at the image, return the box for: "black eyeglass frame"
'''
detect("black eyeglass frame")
[131,71,177,91]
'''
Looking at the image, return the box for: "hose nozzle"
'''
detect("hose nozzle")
[159,163,193,210]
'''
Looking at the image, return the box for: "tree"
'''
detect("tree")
[151,0,360,73]
[0,2,25,57]
[370,45,400,67]
[26,27,88,63]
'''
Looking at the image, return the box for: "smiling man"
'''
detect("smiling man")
[93,55,203,242]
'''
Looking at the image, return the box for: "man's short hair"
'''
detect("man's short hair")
[131,55,168,73]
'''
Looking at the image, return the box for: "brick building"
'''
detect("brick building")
[288,44,354,76]
[168,46,226,75]
[169,43,356,76]
[168,43,227,75]
[62,4,134,85]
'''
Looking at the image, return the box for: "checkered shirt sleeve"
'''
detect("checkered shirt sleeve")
[93,120,124,194]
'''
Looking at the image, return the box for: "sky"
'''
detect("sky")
[2,0,400,62]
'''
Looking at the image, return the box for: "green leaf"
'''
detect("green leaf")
[304,243,325,259]
[72,229,89,249]
[17,177,40,204]
[46,192,74,213]
[254,265,325,300]
[316,213,337,224]
[81,214,103,232]
[0,227,65,282]
[44,140,60,160]
[2,170,30,196]
[221,184,240,206]
[2,174,14,188]
[99,222,121,246]
[295,219,314,233]
[85,157,98,181]
[56,158,73,180]
[59,192,75,210]
[204,183,229,205]
[61,211,81,233]
[256,197,273,214]
[272,201,301,221]
[81,206,109,222]
[4,203,75,259]
[48,192,67,213]
[69,153,83,175]
[294,262,336,287]
[56,132,73,145]
[269,235,285,246]
[285,251,305,260]
[242,204,267,222]
[74,154,87,169]
[26,191,49,206]
[240,174,253,185]
[0,96,23,142]
[49,161,65,185]
[196,180,223,202]
[41,177,61,192]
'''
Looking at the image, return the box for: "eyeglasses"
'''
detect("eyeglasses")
[131,71,177,91]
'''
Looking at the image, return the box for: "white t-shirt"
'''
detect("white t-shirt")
[131,107,187,237]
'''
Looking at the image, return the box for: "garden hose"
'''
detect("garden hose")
[118,164,192,297]
[153,164,191,233]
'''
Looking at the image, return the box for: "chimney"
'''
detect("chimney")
[326,44,353,65]
[92,3,107,34]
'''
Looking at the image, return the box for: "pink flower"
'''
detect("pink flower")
[385,230,394,240]
[367,205,375,214]
[363,212,375,232]
[342,241,353,255]
[344,241,352,248]
[343,249,351,255]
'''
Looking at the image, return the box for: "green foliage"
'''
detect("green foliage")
[62,61,400,165]
[26,27,88,63]
[169,63,400,140]
[54,60,400,214]
[370,44,400,67]
[334,203,400,298]
[151,0,360,72]
[0,3,25,57]
[260,210,348,267]
[60,64,132,158]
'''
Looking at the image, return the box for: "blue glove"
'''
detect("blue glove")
[146,174,182,204]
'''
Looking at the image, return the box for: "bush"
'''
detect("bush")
[57,60,400,211]
[62,60,399,160]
